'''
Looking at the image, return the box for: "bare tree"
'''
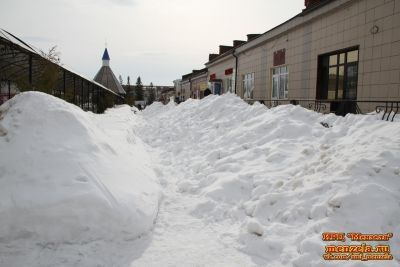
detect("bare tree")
[40,45,61,65]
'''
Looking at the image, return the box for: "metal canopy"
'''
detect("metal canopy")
[0,29,124,113]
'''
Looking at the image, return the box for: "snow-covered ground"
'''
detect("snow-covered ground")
[136,94,400,266]
[0,92,399,266]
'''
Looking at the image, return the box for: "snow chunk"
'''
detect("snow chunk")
[247,218,264,236]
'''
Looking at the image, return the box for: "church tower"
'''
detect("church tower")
[94,48,126,95]
[102,48,110,66]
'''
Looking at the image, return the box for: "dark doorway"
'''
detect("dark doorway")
[214,82,222,95]
[204,88,211,97]
[316,47,359,115]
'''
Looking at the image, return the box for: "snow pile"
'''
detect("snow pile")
[0,92,160,266]
[142,99,176,118]
[141,94,400,266]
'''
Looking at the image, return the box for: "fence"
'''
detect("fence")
[246,99,399,122]
[0,29,123,113]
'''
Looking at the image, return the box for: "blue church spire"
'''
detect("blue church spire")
[102,48,110,60]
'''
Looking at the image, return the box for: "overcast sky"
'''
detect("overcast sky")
[1,0,304,85]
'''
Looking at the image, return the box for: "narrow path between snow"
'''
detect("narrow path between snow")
[128,148,261,266]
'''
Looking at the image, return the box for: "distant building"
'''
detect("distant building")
[190,68,208,99]
[173,79,182,102]
[206,43,242,97]
[154,85,175,104]
[94,48,126,97]
[121,84,174,106]
[175,68,208,102]
[181,73,192,101]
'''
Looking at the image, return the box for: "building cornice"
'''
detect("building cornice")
[191,71,208,81]
[205,52,235,68]
[235,0,349,54]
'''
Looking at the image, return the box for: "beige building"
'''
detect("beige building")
[205,41,247,96]
[190,68,208,99]
[200,0,400,115]
[181,73,192,101]
[177,69,209,101]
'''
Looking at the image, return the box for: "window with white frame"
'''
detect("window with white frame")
[272,66,288,99]
[225,77,233,93]
[243,73,254,99]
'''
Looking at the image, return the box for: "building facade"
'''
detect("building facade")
[190,68,208,99]
[206,54,235,96]
[181,73,192,101]
[205,40,252,97]
[234,0,400,113]
[154,85,175,103]
[173,79,182,101]
[178,0,400,115]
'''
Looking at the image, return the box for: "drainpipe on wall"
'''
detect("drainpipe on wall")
[189,78,192,99]
[233,50,238,95]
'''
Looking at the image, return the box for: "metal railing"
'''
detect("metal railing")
[246,99,399,122]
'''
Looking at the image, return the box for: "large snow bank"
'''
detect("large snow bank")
[142,94,400,266]
[0,92,159,266]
